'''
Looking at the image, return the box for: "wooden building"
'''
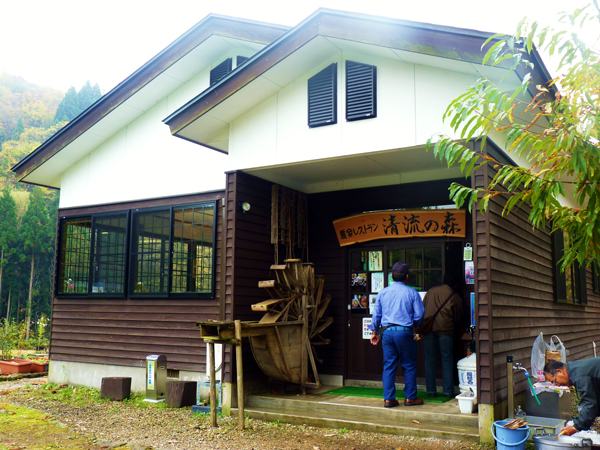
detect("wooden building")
[13,8,600,442]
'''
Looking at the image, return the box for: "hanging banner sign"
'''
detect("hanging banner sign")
[333,209,466,246]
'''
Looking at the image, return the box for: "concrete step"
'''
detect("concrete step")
[239,392,479,442]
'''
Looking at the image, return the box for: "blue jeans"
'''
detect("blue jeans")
[382,329,417,401]
[424,332,454,397]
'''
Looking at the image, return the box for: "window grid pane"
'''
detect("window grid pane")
[93,214,127,294]
[131,210,170,294]
[171,204,214,294]
[58,218,92,294]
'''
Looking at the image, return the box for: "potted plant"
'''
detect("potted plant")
[28,357,49,373]
[0,320,32,374]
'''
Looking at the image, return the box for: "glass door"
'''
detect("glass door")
[347,243,444,381]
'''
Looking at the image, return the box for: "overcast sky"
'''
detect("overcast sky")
[0,0,594,94]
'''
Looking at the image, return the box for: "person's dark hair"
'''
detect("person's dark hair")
[544,359,566,376]
[392,271,408,282]
[443,273,458,288]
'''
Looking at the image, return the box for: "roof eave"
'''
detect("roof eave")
[12,14,289,183]
[164,8,555,141]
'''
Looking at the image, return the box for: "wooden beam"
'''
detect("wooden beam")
[234,320,244,431]
[208,342,217,427]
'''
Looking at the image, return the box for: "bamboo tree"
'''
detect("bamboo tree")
[427,3,600,270]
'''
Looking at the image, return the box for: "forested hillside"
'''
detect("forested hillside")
[0,73,101,346]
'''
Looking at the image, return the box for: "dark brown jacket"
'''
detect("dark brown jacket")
[422,284,463,336]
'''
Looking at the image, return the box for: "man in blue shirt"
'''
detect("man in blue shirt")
[369,262,425,407]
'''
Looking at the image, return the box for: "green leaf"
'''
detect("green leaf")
[483,40,505,66]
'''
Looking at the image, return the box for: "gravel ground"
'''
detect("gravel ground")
[0,376,490,450]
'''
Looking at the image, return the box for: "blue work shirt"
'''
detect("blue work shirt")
[368,282,424,332]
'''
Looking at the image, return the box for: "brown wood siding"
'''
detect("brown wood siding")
[50,192,225,373]
[227,171,278,383]
[475,142,600,405]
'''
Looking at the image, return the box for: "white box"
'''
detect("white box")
[456,392,477,413]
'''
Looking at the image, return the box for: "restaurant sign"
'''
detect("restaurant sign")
[333,209,466,246]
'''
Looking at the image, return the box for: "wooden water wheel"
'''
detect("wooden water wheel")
[250,258,332,389]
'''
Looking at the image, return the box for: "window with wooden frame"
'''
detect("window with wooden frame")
[552,229,587,304]
[308,63,337,128]
[593,265,600,294]
[346,60,377,121]
[56,201,216,299]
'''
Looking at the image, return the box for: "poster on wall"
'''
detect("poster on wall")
[371,272,384,292]
[369,294,377,314]
[351,273,368,291]
[368,251,383,271]
[363,318,372,339]
[470,292,476,327]
[465,261,475,285]
[351,294,368,309]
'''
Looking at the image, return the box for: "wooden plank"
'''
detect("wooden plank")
[310,317,333,338]
[258,311,283,323]
[300,296,308,392]
[271,184,279,245]
[251,298,289,312]
[235,320,245,431]
[273,327,292,379]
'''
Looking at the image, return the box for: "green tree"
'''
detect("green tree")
[11,117,24,140]
[0,186,18,319]
[427,3,600,270]
[77,80,102,112]
[0,129,6,148]
[53,86,79,124]
[53,81,102,124]
[20,187,53,339]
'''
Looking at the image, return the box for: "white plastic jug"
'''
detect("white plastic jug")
[457,353,477,394]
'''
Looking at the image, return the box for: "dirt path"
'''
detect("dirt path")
[0,377,490,450]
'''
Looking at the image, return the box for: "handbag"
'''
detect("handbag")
[413,291,455,335]
[545,335,566,364]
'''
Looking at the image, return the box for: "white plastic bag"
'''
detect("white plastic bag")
[531,332,547,381]
[548,335,567,363]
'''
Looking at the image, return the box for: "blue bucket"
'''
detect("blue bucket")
[491,420,530,450]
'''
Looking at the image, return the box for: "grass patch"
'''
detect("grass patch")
[0,402,97,449]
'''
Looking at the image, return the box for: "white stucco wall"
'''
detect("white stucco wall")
[228,50,484,171]
[57,50,247,209]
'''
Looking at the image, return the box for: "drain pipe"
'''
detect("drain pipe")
[507,355,514,419]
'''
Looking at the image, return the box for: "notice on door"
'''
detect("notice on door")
[362,318,372,340]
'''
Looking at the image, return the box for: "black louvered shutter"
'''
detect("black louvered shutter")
[210,58,232,86]
[308,63,337,128]
[346,61,377,121]
[236,56,248,67]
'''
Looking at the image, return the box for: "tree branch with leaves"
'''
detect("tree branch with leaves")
[427,3,600,270]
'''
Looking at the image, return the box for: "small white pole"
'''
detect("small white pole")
[593,341,597,358]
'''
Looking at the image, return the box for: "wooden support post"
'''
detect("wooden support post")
[235,320,245,431]
[208,342,217,428]
[301,295,308,394]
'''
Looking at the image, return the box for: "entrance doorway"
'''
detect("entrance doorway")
[346,241,463,384]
